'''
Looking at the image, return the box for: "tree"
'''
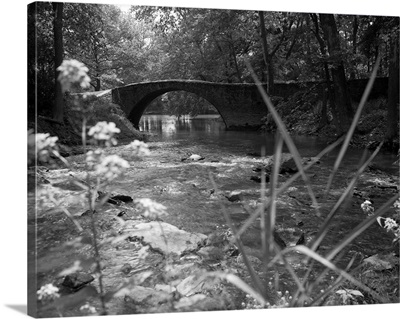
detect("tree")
[319,13,354,134]
[52,2,64,122]
[385,18,399,146]
[309,13,333,128]
[258,11,293,94]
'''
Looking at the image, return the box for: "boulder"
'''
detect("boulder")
[110,194,133,203]
[225,191,243,202]
[122,221,207,256]
[279,158,298,175]
[176,274,220,297]
[62,272,94,290]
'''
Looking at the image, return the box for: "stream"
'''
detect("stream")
[31,114,399,316]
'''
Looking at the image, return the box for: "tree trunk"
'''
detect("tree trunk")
[349,16,358,79]
[52,2,64,122]
[258,11,274,94]
[385,32,399,145]
[230,43,243,83]
[319,13,353,135]
[318,86,329,129]
[309,13,334,129]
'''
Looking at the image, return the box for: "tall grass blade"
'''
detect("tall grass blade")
[308,252,361,306]
[325,54,381,194]
[205,272,268,306]
[310,142,383,252]
[245,58,321,217]
[260,145,268,265]
[262,134,283,264]
[209,173,266,295]
[326,193,398,261]
[299,144,381,292]
[233,137,344,242]
[272,243,306,295]
[269,133,283,236]
[287,245,388,303]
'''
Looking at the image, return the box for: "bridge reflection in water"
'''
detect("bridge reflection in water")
[139,114,224,140]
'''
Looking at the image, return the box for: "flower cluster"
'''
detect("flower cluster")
[28,130,59,164]
[57,59,91,92]
[129,140,150,157]
[88,122,121,147]
[361,200,374,216]
[95,155,130,181]
[37,283,60,302]
[80,303,97,315]
[134,198,168,220]
[377,217,400,243]
[394,199,400,211]
[86,149,104,170]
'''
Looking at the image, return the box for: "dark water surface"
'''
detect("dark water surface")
[139,114,397,173]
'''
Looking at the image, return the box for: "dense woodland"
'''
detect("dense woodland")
[27,4,400,316]
[28,2,399,143]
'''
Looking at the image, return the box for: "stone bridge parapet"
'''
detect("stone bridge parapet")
[111,78,388,130]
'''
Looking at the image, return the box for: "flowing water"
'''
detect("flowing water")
[139,114,397,173]
[31,114,399,316]
[137,114,398,286]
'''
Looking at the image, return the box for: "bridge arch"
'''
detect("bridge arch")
[127,86,226,127]
[111,80,268,130]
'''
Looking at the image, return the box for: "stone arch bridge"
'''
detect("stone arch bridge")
[111,80,270,129]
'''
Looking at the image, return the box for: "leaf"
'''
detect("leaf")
[348,289,364,297]
[336,289,363,298]
[376,216,386,228]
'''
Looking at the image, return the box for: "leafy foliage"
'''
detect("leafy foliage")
[30,3,398,126]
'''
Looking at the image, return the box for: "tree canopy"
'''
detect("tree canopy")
[28,3,399,138]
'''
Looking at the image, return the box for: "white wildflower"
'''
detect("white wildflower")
[129,140,150,156]
[80,303,97,314]
[95,155,129,181]
[57,59,91,92]
[28,130,59,164]
[37,283,60,301]
[394,199,400,210]
[88,122,120,147]
[86,149,104,169]
[361,200,374,216]
[134,198,168,219]
[383,218,398,231]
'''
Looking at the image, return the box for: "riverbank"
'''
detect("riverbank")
[29,134,399,316]
[28,91,145,157]
[262,89,399,153]
[30,88,399,158]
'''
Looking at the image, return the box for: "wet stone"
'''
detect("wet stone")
[62,272,95,289]
[111,194,133,203]
[122,221,207,256]
[121,263,133,275]
[176,274,220,297]
[225,191,243,202]
[124,286,171,305]
[279,158,298,174]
